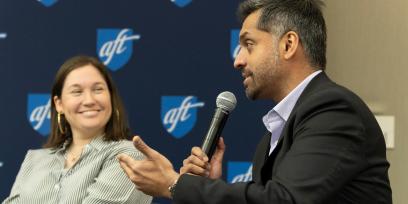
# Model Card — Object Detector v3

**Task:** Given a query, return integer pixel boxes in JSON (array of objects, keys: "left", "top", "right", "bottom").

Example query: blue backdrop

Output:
[{"left": 0, "top": 0, "right": 273, "bottom": 203}]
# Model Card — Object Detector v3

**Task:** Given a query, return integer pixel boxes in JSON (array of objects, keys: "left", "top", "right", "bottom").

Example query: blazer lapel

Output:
[
  {"left": 258, "top": 72, "right": 332, "bottom": 183},
  {"left": 261, "top": 135, "right": 284, "bottom": 184},
  {"left": 252, "top": 131, "right": 271, "bottom": 183}
]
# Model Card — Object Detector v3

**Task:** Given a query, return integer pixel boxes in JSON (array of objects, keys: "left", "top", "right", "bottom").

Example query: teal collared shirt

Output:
[{"left": 3, "top": 136, "right": 152, "bottom": 204}]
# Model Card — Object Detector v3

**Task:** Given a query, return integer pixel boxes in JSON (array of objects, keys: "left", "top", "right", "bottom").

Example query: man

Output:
[{"left": 118, "top": 0, "right": 392, "bottom": 203}]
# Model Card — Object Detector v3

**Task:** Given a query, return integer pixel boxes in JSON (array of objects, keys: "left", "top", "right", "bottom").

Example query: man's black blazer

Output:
[{"left": 173, "top": 72, "right": 392, "bottom": 204}]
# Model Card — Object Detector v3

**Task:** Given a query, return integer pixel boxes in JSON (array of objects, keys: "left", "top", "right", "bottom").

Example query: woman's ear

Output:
[{"left": 53, "top": 95, "right": 62, "bottom": 113}]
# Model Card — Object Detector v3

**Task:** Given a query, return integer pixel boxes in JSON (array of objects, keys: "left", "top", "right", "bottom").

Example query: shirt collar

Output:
[
  {"left": 263, "top": 70, "right": 322, "bottom": 125},
  {"left": 49, "top": 134, "right": 107, "bottom": 154},
  {"left": 88, "top": 134, "right": 107, "bottom": 151},
  {"left": 273, "top": 70, "right": 322, "bottom": 121}
]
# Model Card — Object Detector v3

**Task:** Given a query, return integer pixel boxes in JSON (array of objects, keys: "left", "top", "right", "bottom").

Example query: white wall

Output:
[{"left": 324, "top": 0, "right": 408, "bottom": 203}]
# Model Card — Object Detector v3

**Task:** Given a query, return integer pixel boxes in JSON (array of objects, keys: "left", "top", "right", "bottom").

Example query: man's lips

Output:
[{"left": 241, "top": 72, "right": 252, "bottom": 86}]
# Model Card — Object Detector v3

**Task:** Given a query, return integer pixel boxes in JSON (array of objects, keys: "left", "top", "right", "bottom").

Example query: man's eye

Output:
[{"left": 244, "top": 40, "right": 254, "bottom": 49}]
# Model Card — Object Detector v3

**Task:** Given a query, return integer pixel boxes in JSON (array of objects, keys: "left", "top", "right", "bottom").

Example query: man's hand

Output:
[
  {"left": 118, "top": 136, "right": 179, "bottom": 198},
  {"left": 180, "top": 137, "right": 226, "bottom": 179}
]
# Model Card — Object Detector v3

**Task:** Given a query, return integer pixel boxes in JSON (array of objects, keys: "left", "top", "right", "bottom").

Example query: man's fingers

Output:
[
  {"left": 218, "top": 137, "right": 226, "bottom": 150},
  {"left": 212, "top": 137, "right": 226, "bottom": 163},
  {"left": 191, "top": 146, "right": 208, "bottom": 162},
  {"left": 117, "top": 153, "right": 137, "bottom": 166},
  {"left": 183, "top": 155, "right": 209, "bottom": 170},
  {"left": 180, "top": 163, "right": 209, "bottom": 177},
  {"left": 118, "top": 156, "right": 138, "bottom": 181},
  {"left": 132, "top": 136, "right": 156, "bottom": 159}
]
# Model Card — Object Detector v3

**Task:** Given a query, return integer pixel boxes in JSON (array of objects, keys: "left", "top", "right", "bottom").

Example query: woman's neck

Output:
[{"left": 69, "top": 129, "right": 104, "bottom": 149}]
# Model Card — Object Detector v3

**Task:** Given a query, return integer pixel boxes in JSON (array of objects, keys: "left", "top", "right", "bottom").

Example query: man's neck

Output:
[{"left": 274, "top": 65, "right": 318, "bottom": 102}]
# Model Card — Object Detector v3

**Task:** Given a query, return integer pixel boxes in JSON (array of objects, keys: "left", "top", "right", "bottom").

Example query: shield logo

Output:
[
  {"left": 161, "top": 96, "right": 204, "bottom": 139},
  {"left": 97, "top": 28, "right": 141, "bottom": 71},
  {"left": 37, "top": 0, "right": 59, "bottom": 7},
  {"left": 230, "top": 29, "right": 240, "bottom": 59},
  {"left": 227, "top": 161, "right": 253, "bottom": 183},
  {"left": 0, "top": 33, "right": 7, "bottom": 40},
  {"left": 27, "top": 94, "right": 51, "bottom": 137},
  {"left": 170, "top": 0, "right": 193, "bottom": 8}
]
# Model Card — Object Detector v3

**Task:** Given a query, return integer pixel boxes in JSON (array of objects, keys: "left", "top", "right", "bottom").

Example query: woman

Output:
[{"left": 3, "top": 56, "right": 152, "bottom": 204}]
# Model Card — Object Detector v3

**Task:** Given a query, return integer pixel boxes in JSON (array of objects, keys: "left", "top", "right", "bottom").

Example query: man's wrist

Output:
[
  {"left": 165, "top": 173, "right": 180, "bottom": 199},
  {"left": 168, "top": 178, "right": 178, "bottom": 199}
]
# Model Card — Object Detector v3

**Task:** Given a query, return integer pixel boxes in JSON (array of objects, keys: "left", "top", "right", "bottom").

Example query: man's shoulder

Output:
[
  {"left": 292, "top": 73, "right": 373, "bottom": 124},
  {"left": 300, "top": 73, "right": 365, "bottom": 107}
]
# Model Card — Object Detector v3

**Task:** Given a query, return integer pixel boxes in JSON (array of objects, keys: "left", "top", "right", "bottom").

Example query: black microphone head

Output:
[{"left": 216, "top": 91, "right": 237, "bottom": 113}]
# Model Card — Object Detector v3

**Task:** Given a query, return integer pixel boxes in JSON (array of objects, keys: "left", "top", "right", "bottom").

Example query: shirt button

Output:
[{"left": 54, "top": 184, "right": 60, "bottom": 190}]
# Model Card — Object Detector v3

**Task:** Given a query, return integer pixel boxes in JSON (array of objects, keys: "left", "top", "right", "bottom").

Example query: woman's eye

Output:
[
  {"left": 71, "top": 90, "right": 82, "bottom": 94},
  {"left": 94, "top": 87, "right": 104, "bottom": 93}
]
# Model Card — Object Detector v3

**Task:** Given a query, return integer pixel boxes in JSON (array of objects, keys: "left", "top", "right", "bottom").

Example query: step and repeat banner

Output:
[{"left": 0, "top": 0, "right": 273, "bottom": 203}]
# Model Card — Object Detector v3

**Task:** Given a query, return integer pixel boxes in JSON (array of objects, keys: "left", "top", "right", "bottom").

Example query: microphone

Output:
[{"left": 201, "top": 91, "right": 237, "bottom": 160}]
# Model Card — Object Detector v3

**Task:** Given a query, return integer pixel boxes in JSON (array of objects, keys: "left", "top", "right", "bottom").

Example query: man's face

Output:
[{"left": 234, "top": 10, "right": 284, "bottom": 101}]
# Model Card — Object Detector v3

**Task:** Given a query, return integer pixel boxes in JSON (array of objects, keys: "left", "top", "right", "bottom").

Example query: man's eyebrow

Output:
[{"left": 239, "top": 31, "right": 249, "bottom": 43}]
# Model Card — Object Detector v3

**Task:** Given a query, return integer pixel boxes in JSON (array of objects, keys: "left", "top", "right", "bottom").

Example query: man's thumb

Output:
[{"left": 133, "top": 136, "right": 153, "bottom": 158}]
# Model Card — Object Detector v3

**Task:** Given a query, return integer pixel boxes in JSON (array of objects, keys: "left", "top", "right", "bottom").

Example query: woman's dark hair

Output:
[{"left": 44, "top": 55, "right": 130, "bottom": 148}]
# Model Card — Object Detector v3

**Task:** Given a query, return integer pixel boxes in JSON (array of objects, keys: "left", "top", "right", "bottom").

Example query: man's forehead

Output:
[{"left": 239, "top": 10, "right": 262, "bottom": 38}]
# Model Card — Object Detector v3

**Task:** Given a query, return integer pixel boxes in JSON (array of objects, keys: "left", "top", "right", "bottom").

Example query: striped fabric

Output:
[{"left": 2, "top": 136, "right": 152, "bottom": 204}]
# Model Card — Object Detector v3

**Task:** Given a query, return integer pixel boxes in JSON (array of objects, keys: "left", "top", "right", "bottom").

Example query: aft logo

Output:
[
  {"left": 161, "top": 96, "right": 204, "bottom": 139},
  {"left": 170, "top": 0, "right": 193, "bottom": 8},
  {"left": 97, "top": 28, "right": 141, "bottom": 71},
  {"left": 0, "top": 32, "right": 6, "bottom": 40},
  {"left": 230, "top": 29, "right": 240, "bottom": 59},
  {"left": 27, "top": 94, "right": 51, "bottom": 137},
  {"left": 37, "top": 0, "right": 59, "bottom": 7},
  {"left": 227, "top": 161, "right": 253, "bottom": 183}
]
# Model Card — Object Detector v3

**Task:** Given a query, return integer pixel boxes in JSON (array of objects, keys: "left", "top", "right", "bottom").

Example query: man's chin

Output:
[{"left": 245, "top": 89, "right": 258, "bottom": 100}]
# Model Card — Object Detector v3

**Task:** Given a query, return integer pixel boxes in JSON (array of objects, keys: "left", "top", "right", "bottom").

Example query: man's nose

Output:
[{"left": 233, "top": 48, "right": 246, "bottom": 70}]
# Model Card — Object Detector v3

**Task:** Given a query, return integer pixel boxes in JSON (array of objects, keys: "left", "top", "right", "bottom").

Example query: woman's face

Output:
[{"left": 54, "top": 64, "right": 112, "bottom": 138}]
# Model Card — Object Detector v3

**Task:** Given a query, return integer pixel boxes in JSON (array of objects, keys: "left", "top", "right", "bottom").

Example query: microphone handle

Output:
[{"left": 201, "top": 108, "right": 228, "bottom": 160}]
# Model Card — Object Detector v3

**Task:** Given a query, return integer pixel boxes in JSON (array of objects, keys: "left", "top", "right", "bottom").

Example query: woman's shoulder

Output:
[
  {"left": 17, "top": 148, "right": 55, "bottom": 171},
  {"left": 103, "top": 139, "right": 145, "bottom": 160},
  {"left": 24, "top": 148, "right": 54, "bottom": 159}
]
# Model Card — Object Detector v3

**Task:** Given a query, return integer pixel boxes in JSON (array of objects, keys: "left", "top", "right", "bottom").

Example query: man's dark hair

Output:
[{"left": 238, "top": 0, "right": 327, "bottom": 70}]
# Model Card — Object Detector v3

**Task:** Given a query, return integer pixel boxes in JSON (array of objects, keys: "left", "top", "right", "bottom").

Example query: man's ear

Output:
[{"left": 279, "top": 31, "right": 300, "bottom": 60}]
